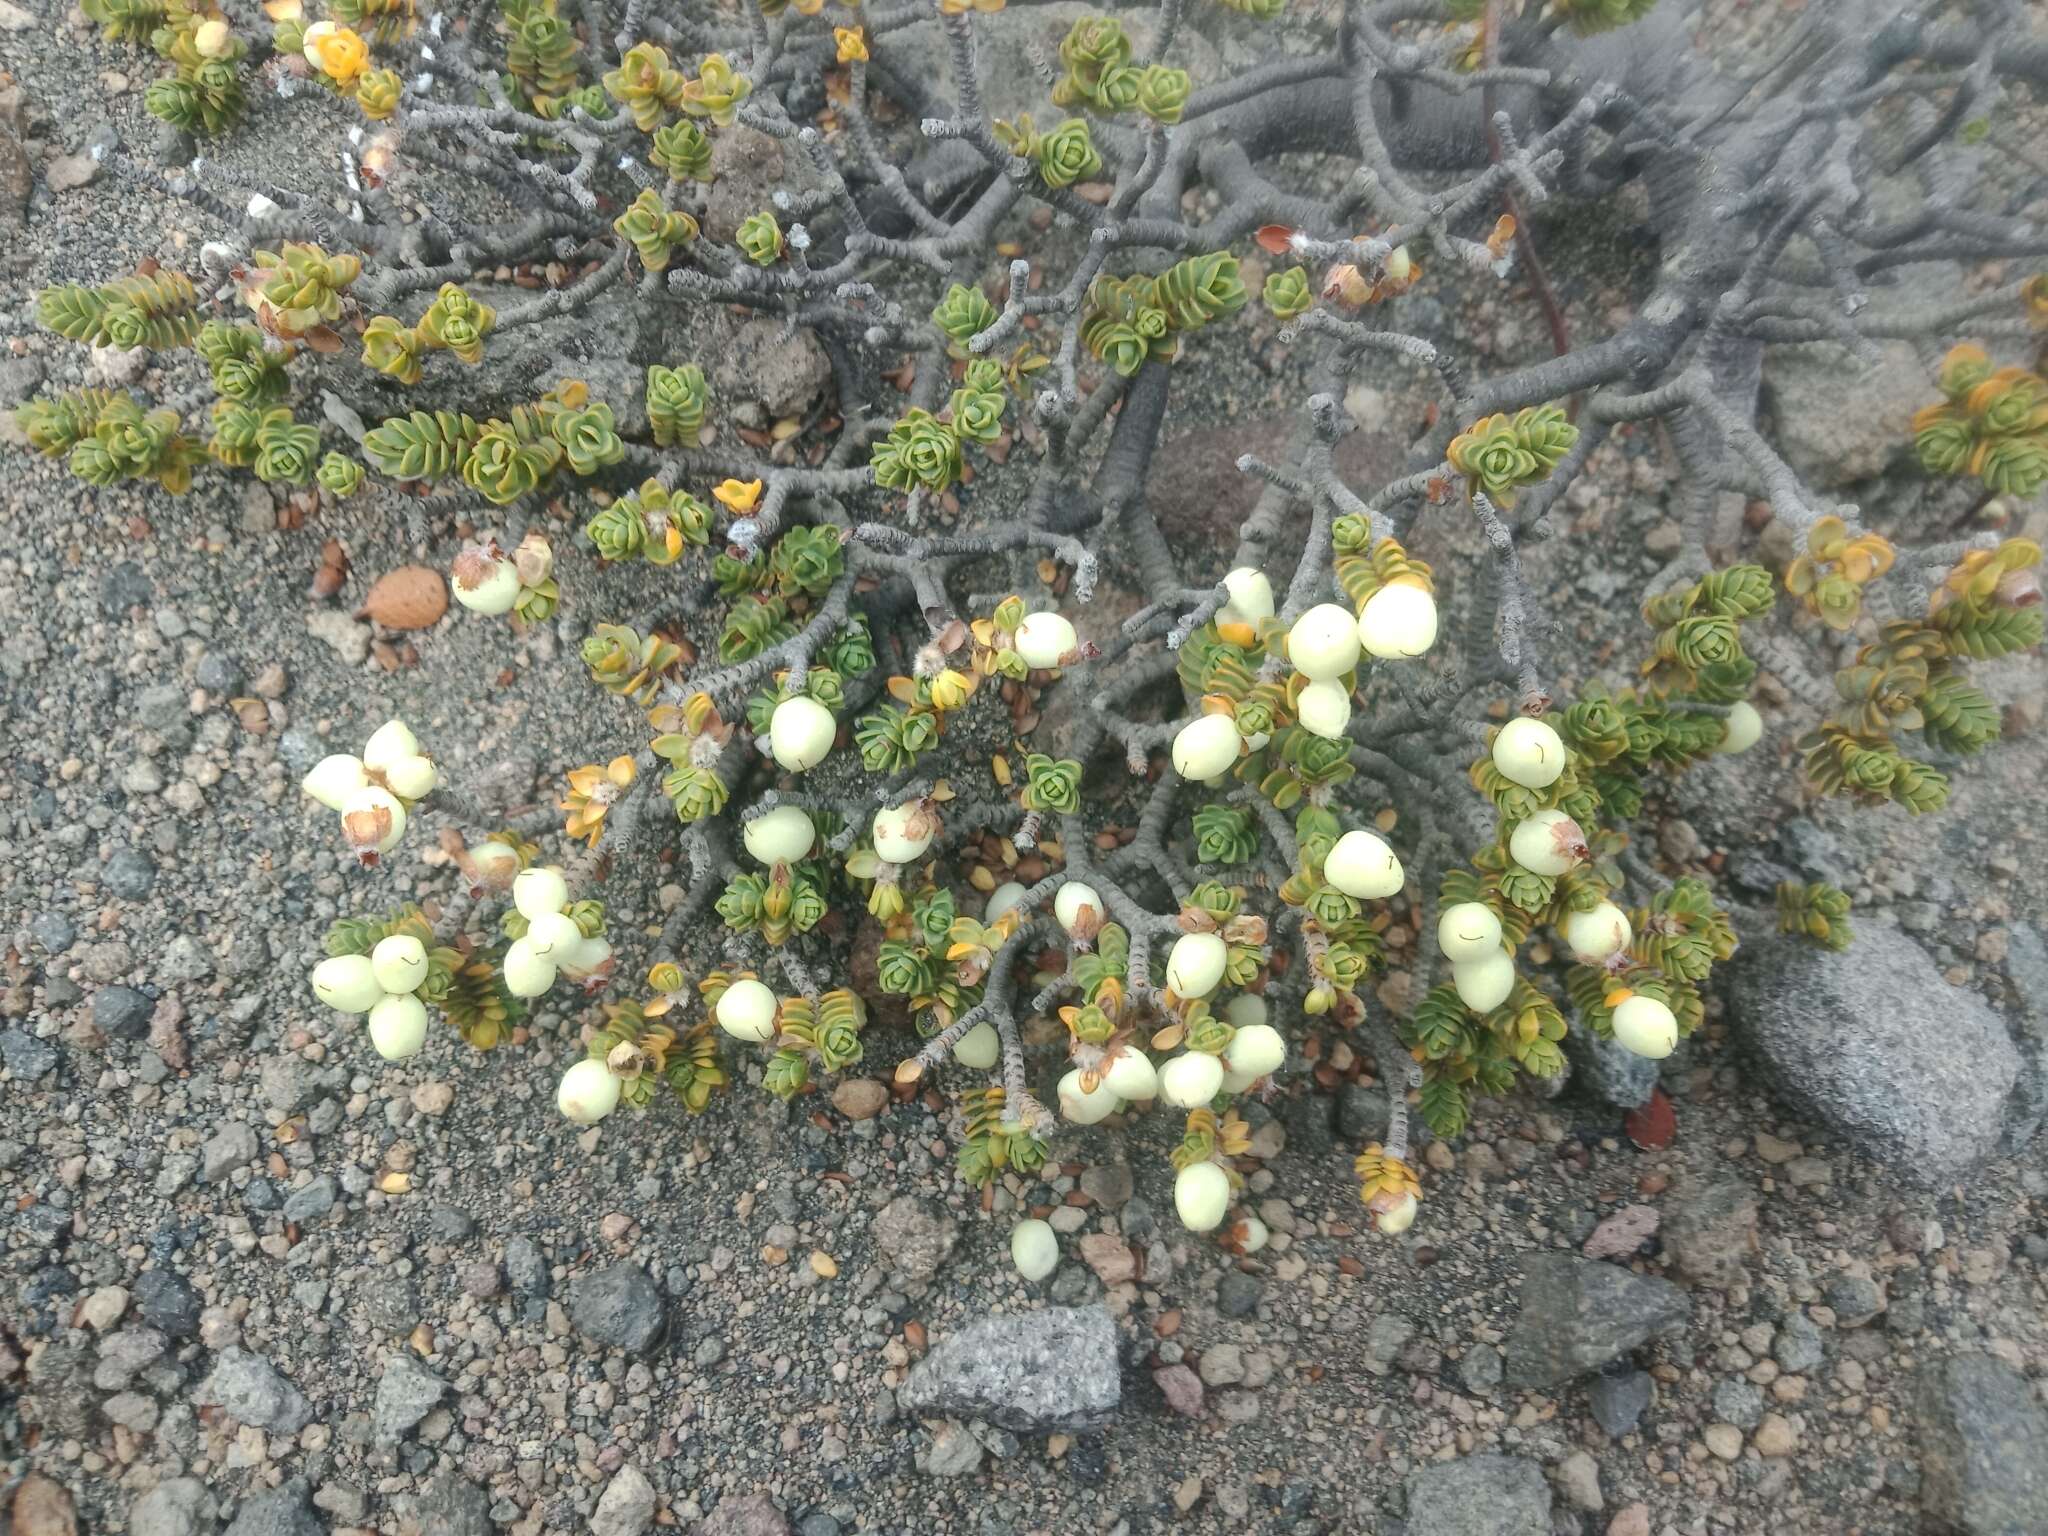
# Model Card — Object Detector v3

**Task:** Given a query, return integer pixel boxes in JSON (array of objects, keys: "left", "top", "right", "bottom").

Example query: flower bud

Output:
[
  {"left": 1223, "top": 1021, "right": 1285, "bottom": 1080},
  {"left": 1563, "top": 901, "right": 1632, "bottom": 964},
  {"left": 1451, "top": 951, "right": 1515, "bottom": 1013},
  {"left": 1174, "top": 1161, "right": 1231, "bottom": 1231},
  {"left": 1295, "top": 679, "right": 1352, "bottom": 740},
  {"left": 951, "top": 1019, "right": 1000, "bottom": 1069},
  {"left": 1159, "top": 1049, "right": 1225, "bottom": 1107},
  {"left": 984, "top": 881, "right": 1030, "bottom": 924},
  {"left": 367, "top": 992, "right": 429, "bottom": 1060},
  {"left": 742, "top": 805, "right": 815, "bottom": 866},
  {"left": 769, "top": 695, "right": 837, "bottom": 772},
  {"left": 1436, "top": 901, "right": 1503, "bottom": 962},
  {"left": 1165, "top": 932, "right": 1227, "bottom": 999},
  {"left": 1714, "top": 700, "right": 1762, "bottom": 755},
  {"left": 1010, "top": 1217, "right": 1059, "bottom": 1281},
  {"left": 340, "top": 785, "right": 407, "bottom": 857},
  {"left": 1171, "top": 713, "right": 1242, "bottom": 782},
  {"left": 303, "top": 753, "right": 368, "bottom": 811},
  {"left": 715, "top": 977, "right": 779, "bottom": 1042},
  {"left": 1220, "top": 567, "right": 1274, "bottom": 624},
  {"left": 1059, "top": 1066, "right": 1121, "bottom": 1124},
  {"left": 370, "top": 933, "right": 428, "bottom": 994},
  {"left": 1611, "top": 993, "right": 1678, "bottom": 1058},
  {"left": 1492, "top": 716, "right": 1565, "bottom": 789},
  {"left": 871, "top": 802, "right": 934, "bottom": 865},
  {"left": 1286, "top": 603, "right": 1361, "bottom": 680},
  {"left": 513, "top": 866, "right": 570, "bottom": 920},
  {"left": 1101, "top": 1047, "right": 1159, "bottom": 1101},
  {"left": 1323, "top": 829, "right": 1403, "bottom": 899},
  {"left": 1014, "top": 611, "right": 1078, "bottom": 670},
  {"left": 1358, "top": 581, "right": 1437, "bottom": 659},
  {"left": 557, "top": 1058, "right": 623, "bottom": 1123},
  {"left": 524, "top": 910, "right": 584, "bottom": 960},
  {"left": 1054, "top": 881, "right": 1103, "bottom": 937},
  {"left": 312, "top": 953, "right": 383, "bottom": 1013},
  {"left": 501, "top": 938, "right": 557, "bottom": 998},
  {"left": 1508, "top": 809, "right": 1587, "bottom": 877}
]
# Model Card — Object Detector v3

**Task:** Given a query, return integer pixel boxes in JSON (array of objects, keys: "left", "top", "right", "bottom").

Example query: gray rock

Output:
[
  {"left": 201, "top": 1122, "right": 258, "bottom": 1182},
  {"left": 697, "top": 1492, "right": 791, "bottom": 1535},
  {"left": 93, "top": 1326, "right": 167, "bottom": 1390},
  {"left": 195, "top": 652, "right": 245, "bottom": 694},
  {"left": 898, "top": 1305, "right": 1120, "bottom": 1433},
  {"left": 130, "top": 1476, "right": 219, "bottom": 1536},
  {"left": 1729, "top": 926, "right": 2019, "bottom": 1182},
  {"left": 1917, "top": 1354, "right": 2048, "bottom": 1536},
  {"left": 923, "top": 1420, "right": 985, "bottom": 1477},
  {"left": 103, "top": 1390, "right": 159, "bottom": 1432},
  {"left": 592, "top": 1464, "right": 656, "bottom": 1536},
  {"left": 1774, "top": 1312, "right": 1825, "bottom": 1373},
  {"left": 1588, "top": 1369, "right": 1652, "bottom": 1436},
  {"left": 1762, "top": 338, "right": 1929, "bottom": 487},
  {"left": 104, "top": 847, "right": 158, "bottom": 899},
  {"left": 1660, "top": 1178, "right": 1759, "bottom": 1289},
  {"left": 1367, "top": 1313, "right": 1416, "bottom": 1374},
  {"left": 1457, "top": 1343, "right": 1503, "bottom": 1395},
  {"left": 134, "top": 1268, "right": 201, "bottom": 1337},
  {"left": 871, "top": 1195, "right": 959, "bottom": 1283},
  {"left": 2, "top": 1028, "right": 58, "bottom": 1080},
  {"left": 708, "top": 318, "right": 831, "bottom": 428},
  {"left": 1216, "top": 1271, "right": 1263, "bottom": 1318},
  {"left": 1713, "top": 1379, "right": 1766, "bottom": 1430},
  {"left": 282, "top": 1176, "right": 336, "bottom": 1225},
  {"left": 223, "top": 1479, "right": 321, "bottom": 1536},
  {"left": 1503, "top": 1255, "right": 1689, "bottom": 1390},
  {"left": 505, "top": 1235, "right": 547, "bottom": 1295},
  {"left": 1825, "top": 1273, "right": 1885, "bottom": 1327},
  {"left": 92, "top": 985, "right": 155, "bottom": 1040},
  {"left": 1337, "top": 1082, "right": 1391, "bottom": 1142},
  {"left": 193, "top": 1347, "right": 312, "bottom": 1434},
  {"left": 357, "top": 1273, "right": 419, "bottom": 1336},
  {"left": 1563, "top": 1024, "right": 1659, "bottom": 1110},
  {"left": 101, "top": 561, "right": 153, "bottom": 615},
  {"left": 371, "top": 1352, "right": 445, "bottom": 1446},
  {"left": 393, "top": 1471, "right": 491, "bottom": 1536},
  {"left": 29, "top": 912, "right": 76, "bottom": 954},
  {"left": 567, "top": 1263, "right": 665, "bottom": 1352},
  {"left": 1403, "top": 1454, "right": 1553, "bottom": 1536}
]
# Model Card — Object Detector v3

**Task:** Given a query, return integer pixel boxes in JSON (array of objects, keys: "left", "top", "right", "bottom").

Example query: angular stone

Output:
[
  {"left": 392, "top": 1471, "right": 490, "bottom": 1536},
  {"left": 193, "top": 1348, "right": 312, "bottom": 1434},
  {"left": 1917, "top": 1354, "right": 2048, "bottom": 1536},
  {"left": 1660, "top": 1179, "right": 1758, "bottom": 1288},
  {"left": 695, "top": 1492, "right": 790, "bottom": 1536},
  {"left": 129, "top": 1476, "right": 217, "bottom": 1536},
  {"left": 134, "top": 1268, "right": 201, "bottom": 1337},
  {"left": 2, "top": 1029, "right": 58, "bottom": 1081},
  {"left": 592, "top": 1465, "right": 656, "bottom": 1536},
  {"left": 1403, "top": 1454, "right": 1552, "bottom": 1536},
  {"left": 222, "top": 1480, "right": 320, "bottom": 1536},
  {"left": 371, "top": 1352, "right": 445, "bottom": 1446},
  {"left": 1729, "top": 926, "right": 2019, "bottom": 1182},
  {"left": 10, "top": 1474, "right": 76, "bottom": 1536},
  {"left": 1503, "top": 1255, "right": 1689, "bottom": 1390},
  {"left": 870, "top": 1196, "right": 958, "bottom": 1283},
  {"left": 899, "top": 1305, "right": 1119, "bottom": 1432}
]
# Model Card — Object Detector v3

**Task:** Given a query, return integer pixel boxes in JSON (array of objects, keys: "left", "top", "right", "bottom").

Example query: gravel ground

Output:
[{"left": 5, "top": 3, "right": 2048, "bottom": 1536}]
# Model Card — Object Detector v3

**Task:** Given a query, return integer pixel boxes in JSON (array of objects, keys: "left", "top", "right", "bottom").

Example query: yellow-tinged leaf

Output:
[
  {"left": 1036, "top": 559, "right": 1058, "bottom": 586},
  {"left": 895, "top": 1058, "right": 924, "bottom": 1084},
  {"left": 1374, "top": 807, "right": 1399, "bottom": 833},
  {"left": 1151, "top": 1022, "right": 1187, "bottom": 1052},
  {"left": 377, "top": 1170, "right": 412, "bottom": 1194},
  {"left": 991, "top": 753, "right": 1012, "bottom": 786},
  {"left": 887, "top": 675, "right": 919, "bottom": 704}
]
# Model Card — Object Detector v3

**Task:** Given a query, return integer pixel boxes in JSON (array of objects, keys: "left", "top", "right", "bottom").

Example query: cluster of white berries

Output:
[
  {"left": 502, "top": 867, "right": 611, "bottom": 998},
  {"left": 310, "top": 932, "right": 437, "bottom": 1061},
  {"left": 301, "top": 720, "right": 438, "bottom": 862}
]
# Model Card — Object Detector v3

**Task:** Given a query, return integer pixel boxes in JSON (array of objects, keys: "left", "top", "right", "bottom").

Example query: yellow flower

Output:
[
  {"left": 713, "top": 477, "right": 763, "bottom": 515},
  {"left": 193, "top": 17, "right": 233, "bottom": 57},
  {"left": 303, "top": 20, "right": 369, "bottom": 83},
  {"left": 560, "top": 755, "right": 638, "bottom": 846},
  {"left": 834, "top": 25, "right": 868, "bottom": 61}
]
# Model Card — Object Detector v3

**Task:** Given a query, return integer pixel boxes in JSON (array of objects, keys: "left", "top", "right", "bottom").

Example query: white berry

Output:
[
  {"left": 1101, "top": 1047, "right": 1159, "bottom": 1102},
  {"left": 1358, "top": 581, "right": 1438, "bottom": 659},
  {"left": 557, "top": 1058, "right": 622, "bottom": 1123},
  {"left": 1437, "top": 902, "right": 1503, "bottom": 962},
  {"left": 1224, "top": 1021, "right": 1285, "bottom": 1080},
  {"left": 1172, "top": 713, "right": 1241, "bottom": 782},
  {"left": 769, "top": 695, "right": 837, "bottom": 772},
  {"left": 1014, "top": 611, "right": 1078, "bottom": 670},
  {"left": 1165, "top": 932, "right": 1228, "bottom": 999},
  {"left": 1174, "top": 1161, "right": 1231, "bottom": 1232},
  {"left": 1375, "top": 1191, "right": 1419, "bottom": 1235},
  {"left": 361, "top": 720, "right": 419, "bottom": 773},
  {"left": 871, "top": 802, "right": 933, "bottom": 865},
  {"left": 1563, "top": 901, "right": 1632, "bottom": 964},
  {"left": 1611, "top": 994, "right": 1678, "bottom": 1058},
  {"left": 1509, "top": 809, "right": 1587, "bottom": 877},
  {"left": 1010, "top": 1217, "right": 1059, "bottom": 1281},
  {"left": 524, "top": 910, "right": 584, "bottom": 960},
  {"left": 1058, "top": 1067, "right": 1121, "bottom": 1125},
  {"left": 380, "top": 753, "right": 439, "bottom": 800},
  {"left": 312, "top": 953, "right": 383, "bottom": 1013},
  {"left": 984, "top": 881, "right": 1030, "bottom": 924},
  {"left": 501, "top": 938, "right": 557, "bottom": 998},
  {"left": 715, "top": 978, "right": 779, "bottom": 1042},
  {"left": 367, "top": 992, "right": 429, "bottom": 1060},
  {"left": 339, "top": 785, "right": 407, "bottom": 855},
  {"left": 1324, "top": 829, "right": 1403, "bottom": 899},
  {"left": 302, "top": 753, "right": 368, "bottom": 811},
  {"left": 1451, "top": 951, "right": 1515, "bottom": 1013},
  {"left": 1715, "top": 700, "right": 1762, "bottom": 755},
  {"left": 370, "top": 934, "right": 428, "bottom": 995},
  {"left": 1223, "top": 993, "right": 1268, "bottom": 1030},
  {"left": 513, "top": 867, "right": 570, "bottom": 921},
  {"left": 1054, "top": 881, "right": 1102, "bottom": 936},
  {"left": 1492, "top": 716, "right": 1566, "bottom": 789},
  {"left": 451, "top": 547, "right": 520, "bottom": 614},
  {"left": 743, "top": 805, "right": 816, "bottom": 865},
  {"left": 1221, "top": 567, "right": 1274, "bottom": 624},
  {"left": 951, "top": 1020, "right": 1000, "bottom": 1069},
  {"left": 1295, "top": 678, "right": 1352, "bottom": 740},
  {"left": 1159, "top": 1050, "right": 1225, "bottom": 1107},
  {"left": 1287, "top": 602, "right": 1361, "bottom": 680}
]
